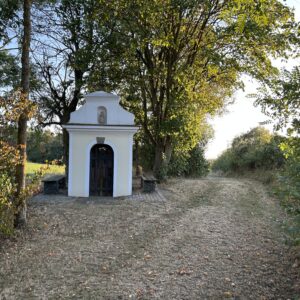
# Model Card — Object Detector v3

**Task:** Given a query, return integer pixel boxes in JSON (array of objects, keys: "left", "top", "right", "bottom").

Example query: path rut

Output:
[{"left": 0, "top": 177, "right": 299, "bottom": 299}]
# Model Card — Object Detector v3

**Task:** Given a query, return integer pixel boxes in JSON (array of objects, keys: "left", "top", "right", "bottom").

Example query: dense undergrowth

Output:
[
  {"left": 140, "top": 142, "right": 210, "bottom": 180},
  {"left": 212, "top": 127, "right": 300, "bottom": 245},
  {"left": 0, "top": 155, "right": 48, "bottom": 236}
]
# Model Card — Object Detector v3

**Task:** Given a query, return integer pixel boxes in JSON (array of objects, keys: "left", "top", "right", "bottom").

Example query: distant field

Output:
[{"left": 26, "top": 162, "right": 65, "bottom": 175}]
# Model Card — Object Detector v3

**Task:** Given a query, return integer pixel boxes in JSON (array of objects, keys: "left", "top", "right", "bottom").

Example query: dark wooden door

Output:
[{"left": 89, "top": 144, "right": 113, "bottom": 196}]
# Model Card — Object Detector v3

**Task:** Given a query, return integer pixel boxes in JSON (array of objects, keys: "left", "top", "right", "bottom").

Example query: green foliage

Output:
[
  {"left": 212, "top": 128, "right": 300, "bottom": 244},
  {"left": 0, "top": 93, "right": 45, "bottom": 235},
  {"left": 254, "top": 64, "right": 300, "bottom": 244},
  {"left": 0, "top": 0, "right": 20, "bottom": 44},
  {"left": 168, "top": 145, "right": 209, "bottom": 178},
  {"left": 211, "top": 149, "right": 236, "bottom": 174},
  {"left": 277, "top": 137, "right": 300, "bottom": 212},
  {"left": 255, "top": 66, "right": 300, "bottom": 134},
  {"left": 32, "top": 0, "right": 109, "bottom": 127},
  {"left": 168, "top": 152, "right": 189, "bottom": 177},
  {"left": 155, "top": 155, "right": 169, "bottom": 182},
  {"left": 212, "top": 127, "right": 285, "bottom": 173},
  {"left": 139, "top": 121, "right": 211, "bottom": 179},
  {"left": 0, "top": 139, "right": 19, "bottom": 235},
  {"left": 0, "top": 173, "right": 14, "bottom": 235},
  {"left": 93, "top": 0, "right": 295, "bottom": 175},
  {"left": 284, "top": 214, "right": 300, "bottom": 246},
  {"left": 139, "top": 138, "right": 155, "bottom": 172},
  {"left": 26, "top": 129, "right": 63, "bottom": 163},
  {"left": 0, "top": 161, "right": 48, "bottom": 236},
  {"left": 255, "top": 68, "right": 300, "bottom": 206},
  {"left": 187, "top": 147, "right": 210, "bottom": 177},
  {"left": 139, "top": 139, "right": 209, "bottom": 179},
  {"left": 0, "top": 51, "right": 20, "bottom": 88},
  {"left": 0, "top": 130, "right": 61, "bottom": 235},
  {"left": 0, "top": 141, "right": 20, "bottom": 235}
]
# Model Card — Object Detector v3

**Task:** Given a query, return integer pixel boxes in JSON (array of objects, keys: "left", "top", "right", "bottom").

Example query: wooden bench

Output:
[
  {"left": 141, "top": 175, "right": 157, "bottom": 193},
  {"left": 42, "top": 175, "right": 66, "bottom": 194}
]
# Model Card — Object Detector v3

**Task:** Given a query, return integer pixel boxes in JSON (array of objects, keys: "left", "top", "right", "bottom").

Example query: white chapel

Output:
[{"left": 63, "top": 91, "right": 138, "bottom": 197}]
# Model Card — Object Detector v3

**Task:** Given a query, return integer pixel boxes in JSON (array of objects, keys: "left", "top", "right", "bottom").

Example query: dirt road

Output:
[{"left": 0, "top": 177, "right": 299, "bottom": 299}]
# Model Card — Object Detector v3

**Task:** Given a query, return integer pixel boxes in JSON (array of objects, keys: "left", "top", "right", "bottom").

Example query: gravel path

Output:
[{"left": 0, "top": 177, "right": 299, "bottom": 299}]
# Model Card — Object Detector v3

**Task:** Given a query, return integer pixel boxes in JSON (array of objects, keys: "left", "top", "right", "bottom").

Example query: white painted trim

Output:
[
  {"left": 85, "top": 91, "right": 119, "bottom": 99},
  {"left": 127, "top": 135, "right": 133, "bottom": 195},
  {"left": 68, "top": 133, "right": 73, "bottom": 196},
  {"left": 85, "top": 139, "right": 118, "bottom": 197},
  {"left": 63, "top": 125, "right": 139, "bottom": 133}
]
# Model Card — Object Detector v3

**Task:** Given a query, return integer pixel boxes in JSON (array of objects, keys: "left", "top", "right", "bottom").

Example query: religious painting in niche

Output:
[{"left": 97, "top": 106, "right": 107, "bottom": 125}]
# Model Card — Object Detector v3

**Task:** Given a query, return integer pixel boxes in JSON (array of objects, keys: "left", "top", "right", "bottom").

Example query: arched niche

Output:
[{"left": 97, "top": 106, "right": 107, "bottom": 125}]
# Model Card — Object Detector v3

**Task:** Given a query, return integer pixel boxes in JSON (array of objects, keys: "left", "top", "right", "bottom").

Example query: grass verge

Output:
[{"left": 26, "top": 161, "right": 65, "bottom": 176}]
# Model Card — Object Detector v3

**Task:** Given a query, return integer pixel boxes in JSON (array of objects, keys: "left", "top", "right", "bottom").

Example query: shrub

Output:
[
  {"left": 139, "top": 140, "right": 155, "bottom": 172},
  {"left": 27, "top": 129, "right": 63, "bottom": 163},
  {"left": 168, "top": 145, "right": 209, "bottom": 177},
  {"left": 0, "top": 174, "right": 15, "bottom": 235},
  {"left": 211, "top": 149, "right": 235, "bottom": 173},
  {"left": 212, "top": 127, "right": 285, "bottom": 173},
  {"left": 278, "top": 137, "right": 300, "bottom": 213},
  {"left": 0, "top": 141, "right": 20, "bottom": 234},
  {"left": 168, "top": 152, "right": 189, "bottom": 177},
  {"left": 0, "top": 142, "right": 47, "bottom": 235},
  {"left": 0, "top": 92, "right": 47, "bottom": 235},
  {"left": 212, "top": 127, "right": 300, "bottom": 244},
  {"left": 186, "top": 146, "right": 209, "bottom": 177}
]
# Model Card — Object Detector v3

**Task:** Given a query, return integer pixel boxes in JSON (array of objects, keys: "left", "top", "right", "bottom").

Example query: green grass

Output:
[{"left": 26, "top": 161, "right": 65, "bottom": 176}]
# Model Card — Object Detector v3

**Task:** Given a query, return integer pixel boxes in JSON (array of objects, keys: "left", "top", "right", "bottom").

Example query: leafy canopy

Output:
[
  {"left": 255, "top": 66, "right": 300, "bottom": 135},
  {"left": 95, "top": 0, "right": 295, "bottom": 173}
]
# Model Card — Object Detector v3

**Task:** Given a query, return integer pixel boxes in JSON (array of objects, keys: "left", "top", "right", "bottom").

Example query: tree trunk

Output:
[
  {"left": 164, "top": 139, "right": 173, "bottom": 165},
  {"left": 153, "top": 143, "right": 164, "bottom": 178},
  {"left": 61, "top": 70, "right": 82, "bottom": 181},
  {"left": 153, "top": 138, "right": 173, "bottom": 179},
  {"left": 135, "top": 139, "right": 141, "bottom": 176},
  {"left": 15, "top": 0, "right": 31, "bottom": 227},
  {"left": 61, "top": 109, "right": 73, "bottom": 181},
  {"left": 15, "top": 116, "right": 27, "bottom": 226}
]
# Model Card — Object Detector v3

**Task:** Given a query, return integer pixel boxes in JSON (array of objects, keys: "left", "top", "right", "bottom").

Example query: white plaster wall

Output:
[
  {"left": 69, "top": 92, "right": 134, "bottom": 125},
  {"left": 68, "top": 130, "right": 134, "bottom": 197}
]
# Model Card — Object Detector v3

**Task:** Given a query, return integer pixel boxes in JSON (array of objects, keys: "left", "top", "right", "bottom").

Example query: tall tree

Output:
[
  {"left": 255, "top": 65, "right": 300, "bottom": 198},
  {"left": 94, "top": 0, "right": 295, "bottom": 177},
  {"left": 0, "top": 0, "right": 19, "bottom": 50},
  {"left": 255, "top": 66, "right": 300, "bottom": 134},
  {"left": 15, "top": 0, "right": 32, "bottom": 226},
  {"left": 0, "top": 0, "right": 20, "bottom": 93},
  {"left": 31, "top": 0, "right": 110, "bottom": 174},
  {"left": 0, "top": 51, "right": 20, "bottom": 89}
]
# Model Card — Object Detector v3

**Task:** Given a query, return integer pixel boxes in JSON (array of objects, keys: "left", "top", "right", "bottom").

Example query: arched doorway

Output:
[{"left": 89, "top": 144, "right": 114, "bottom": 196}]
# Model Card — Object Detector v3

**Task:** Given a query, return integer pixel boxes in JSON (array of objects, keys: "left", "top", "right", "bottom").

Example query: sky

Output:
[{"left": 205, "top": 0, "right": 300, "bottom": 159}]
